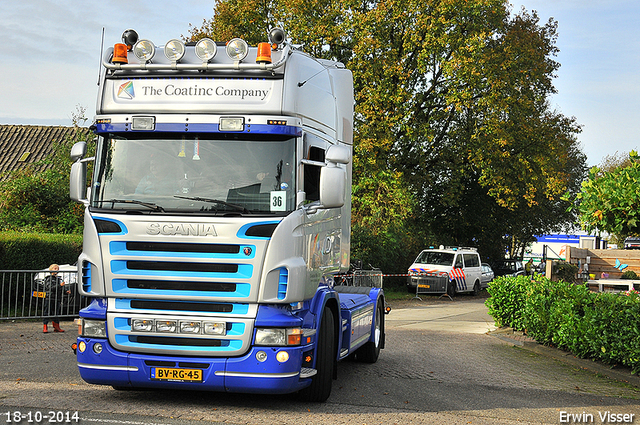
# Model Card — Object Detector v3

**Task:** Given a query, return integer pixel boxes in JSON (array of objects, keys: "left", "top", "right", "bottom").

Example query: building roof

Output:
[{"left": 0, "top": 125, "right": 90, "bottom": 179}]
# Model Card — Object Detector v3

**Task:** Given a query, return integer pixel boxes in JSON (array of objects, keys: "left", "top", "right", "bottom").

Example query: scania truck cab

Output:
[{"left": 70, "top": 28, "right": 384, "bottom": 402}]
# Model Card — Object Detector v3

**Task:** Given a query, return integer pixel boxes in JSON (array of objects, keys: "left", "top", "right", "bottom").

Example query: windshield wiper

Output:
[
  {"left": 174, "top": 195, "right": 249, "bottom": 213},
  {"left": 98, "top": 199, "right": 165, "bottom": 212}
]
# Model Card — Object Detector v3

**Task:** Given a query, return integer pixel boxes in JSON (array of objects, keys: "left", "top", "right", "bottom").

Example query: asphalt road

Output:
[{"left": 1, "top": 295, "right": 639, "bottom": 424}]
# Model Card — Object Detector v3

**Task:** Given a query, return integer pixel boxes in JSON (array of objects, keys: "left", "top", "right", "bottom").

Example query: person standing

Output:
[
  {"left": 42, "top": 264, "right": 69, "bottom": 333},
  {"left": 525, "top": 259, "right": 534, "bottom": 277}
]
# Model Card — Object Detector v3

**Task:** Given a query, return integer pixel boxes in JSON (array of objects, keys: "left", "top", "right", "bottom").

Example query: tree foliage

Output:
[
  {"left": 574, "top": 151, "right": 640, "bottom": 239},
  {"left": 188, "top": 1, "right": 586, "bottom": 274},
  {"left": 0, "top": 106, "right": 92, "bottom": 234}
]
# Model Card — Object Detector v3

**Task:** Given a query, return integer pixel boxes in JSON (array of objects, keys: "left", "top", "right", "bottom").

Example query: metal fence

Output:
[
  {"left": 0, "top": 268, "right": 87, "bottom": 321},
  {"left": 336, "top": 268, "right": 383, "bottom": 288}
]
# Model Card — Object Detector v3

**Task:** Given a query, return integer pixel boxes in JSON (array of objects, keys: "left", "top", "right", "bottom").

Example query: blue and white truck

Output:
[{"left": 69, "top": 28, "right": 385, "bottom": 401}]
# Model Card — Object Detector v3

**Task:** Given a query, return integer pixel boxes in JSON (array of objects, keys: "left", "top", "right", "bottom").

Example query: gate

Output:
[{"left": 0, "top": 268, "right": 87, "bottom": 320}]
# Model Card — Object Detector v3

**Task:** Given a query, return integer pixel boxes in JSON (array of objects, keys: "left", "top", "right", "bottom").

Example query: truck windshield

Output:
[{"left": 91, "top": 134, "right": 296, "bottom": 215}]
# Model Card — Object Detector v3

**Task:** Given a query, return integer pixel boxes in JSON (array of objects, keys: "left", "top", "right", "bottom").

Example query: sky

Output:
[{"left": 1, "top": 1, "right": 639, "bottom": 167}]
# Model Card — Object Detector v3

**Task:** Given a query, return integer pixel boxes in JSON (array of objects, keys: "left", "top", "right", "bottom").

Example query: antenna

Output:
[{"left": 97, "top": 27, "right": 105, "bottom": 86}]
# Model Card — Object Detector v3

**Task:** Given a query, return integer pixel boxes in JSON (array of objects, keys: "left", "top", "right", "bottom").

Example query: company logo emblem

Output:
[
  {"left": 243, "top": 247, "right": 253, "bottom": 256},
  {"left": 117, "top": 81, "right": 135, "bottom": 100}
]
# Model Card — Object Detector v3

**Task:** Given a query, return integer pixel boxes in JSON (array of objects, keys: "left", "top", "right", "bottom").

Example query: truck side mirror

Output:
[
  {"left": 318, "top": 144, "right": 350, "bottom": 209},
  {"left": 70, "top": 141, "right": 90, "bottom": 205},
  {"left": 70, "top": 141, "right": 87, "bottom": 162},
  {"left": 70, "top": 161, "right": 88, "bottom": 204},
  {"left": 319, "top": 166, "right": 346, "bottom": 208}
]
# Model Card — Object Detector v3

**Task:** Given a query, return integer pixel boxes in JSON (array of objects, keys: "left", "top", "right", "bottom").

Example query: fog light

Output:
[
  {"left": 93, "top": 343, "right": 103, "bottom": 354},
  {"left": 256, "top": 351, "right": 267, "bottom": 362},
  {"left": 164, "top": 39, "right": 186, "bottom": 62},
  {"left": 219, "top": 117, "right": 244, "bottom": 132},
  {"left": 131, "top": 116, "right": 155, "bottom": 131},
  {"left": 225, "top": 38, "right": 248, "bottom": 61},
  {"left": 195, "top": 38, "right": 217, "bottom": 62},
  {"left": 204, "top": 321, "right": 226, "bottom": 335},
  {"left": 78, "top": 341, "right": 86, "bottom": 353},
  {"left": 132, "top": 319, "right": 154, "bottom": 332},
  {"left": 276, "top": 351, "right": 289, "bottom": 363},
  {"left": 133, "top": 39, "right": 155, "bottom": 62},
  {"left": 180, "top": 321, "right": 201, "bottom": 334},
  {"left": 156, "top": 320, "right": 177, "bottom": 333}
]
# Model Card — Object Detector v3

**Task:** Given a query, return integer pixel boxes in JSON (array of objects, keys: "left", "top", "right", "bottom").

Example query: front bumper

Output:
[{"left": 77, "top": 337, "right": 313, "bottom": 394}]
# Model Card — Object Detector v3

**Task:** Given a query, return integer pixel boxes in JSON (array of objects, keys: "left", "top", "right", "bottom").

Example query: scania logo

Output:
[
  {"left": 146, "top": 223, "right": 217, "bottom": 236},
  {"left": 243, "top": 247, "right": 253, "bottom": 256}
]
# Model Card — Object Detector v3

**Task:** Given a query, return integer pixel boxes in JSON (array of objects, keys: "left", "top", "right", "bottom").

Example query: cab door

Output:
[
  {"left": 462, "top": 253, "right": 482, "bottom": 291},
  {"left": 451, "top": 254, "right": 467, "bottom": 291}
]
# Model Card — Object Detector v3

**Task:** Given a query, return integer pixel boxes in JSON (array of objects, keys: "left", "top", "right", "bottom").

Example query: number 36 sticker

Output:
[{"left": 270, "top": 191, "right": 286, "bottom": 212}]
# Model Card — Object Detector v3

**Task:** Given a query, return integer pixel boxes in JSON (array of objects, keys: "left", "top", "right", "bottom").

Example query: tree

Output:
[
  {"left": 574, "top": 151, "right": 640, "bottom": 240},
  {"left": 188, "top": 1, "right": 586, "bottom": 273}
]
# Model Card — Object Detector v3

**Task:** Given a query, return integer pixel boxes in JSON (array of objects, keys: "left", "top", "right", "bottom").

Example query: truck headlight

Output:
[
  {"left": 82, "top": 319, "right": 107, "bottom": 338},
  {"left": 255, "top": 328, "right": 302, "bottom": 346}
]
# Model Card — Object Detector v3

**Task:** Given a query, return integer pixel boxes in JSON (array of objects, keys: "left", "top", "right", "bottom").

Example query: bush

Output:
[
  {"left": 0, "top": 168, "right": 84, "bottom": 234},
  {"left": 0, "top": 231, "right": 82, "bottom": 270},
  {"left": 486, "top": 276, "right": 640, "bottom": 373},
  {"left": 621, "top": 270, "right": 639, "bottom": 280},
  {"left": 485, "top": 275, "right": 529, "bottom": 330},
  {"left": 552, "top": 261, "right": 578, "bottom": 283}
]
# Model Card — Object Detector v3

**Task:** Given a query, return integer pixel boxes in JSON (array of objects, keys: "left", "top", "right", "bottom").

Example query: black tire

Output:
[
  {"left": 298, "top": 308, "right": 335, "bottom": 402},
  {"left": 354, "top": 301, "right": 384, "bottom": 363},
  {"left": 472, "top": 281, "right": 480, "bottom": 296},
  {"left": 446, "top": 279, "right": 456, "bottom": 298}
]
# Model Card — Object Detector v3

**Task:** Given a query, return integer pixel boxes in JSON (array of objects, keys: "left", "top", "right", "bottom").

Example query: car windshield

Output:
[
  {"left": 91, "top": 134, "right": 296, "bottom": 215},
  {"left": 414, "top": 251, "right": 455, "bottom": 266}
]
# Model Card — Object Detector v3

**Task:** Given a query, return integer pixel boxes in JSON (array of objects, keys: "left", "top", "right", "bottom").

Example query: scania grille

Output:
[{"left": 107, "top": 240, "right": 257, "bottom": 299}]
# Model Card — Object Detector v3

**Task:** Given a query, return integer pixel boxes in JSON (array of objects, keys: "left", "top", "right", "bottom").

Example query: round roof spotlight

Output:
[
  {"left": 225, "top": 38, "right": 249, "bottom": 62},
  {"left": 164, "top": 39, "right": 186, "bottom": 62},
  {"left": 195, "top": 38, "right": 217, "bottom": 62},
  {"left": 133, "top": 39, "right": 156, "bottom": 62},
  {"left": 268, "top": 28, "right": 286, "bottom": 46},
  {"left": 121, "top": 29, "right": 139, "bottom": 50}
]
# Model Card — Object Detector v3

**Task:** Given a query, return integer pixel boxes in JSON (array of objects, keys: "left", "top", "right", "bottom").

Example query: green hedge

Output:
[
  {"left": 486, "top": 275, "right": 640, "bottom": 374},
  {"left": 0, "top": 231, "right": 83, "bottom": 270}
]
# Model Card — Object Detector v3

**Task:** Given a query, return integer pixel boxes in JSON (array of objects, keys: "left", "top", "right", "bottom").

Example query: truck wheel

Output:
[
  {"left": 298, "top": 308, "right": 335, "bottom": 402},
  {"left": 355, "top": 301, "right": 383, "bottom": 363}
]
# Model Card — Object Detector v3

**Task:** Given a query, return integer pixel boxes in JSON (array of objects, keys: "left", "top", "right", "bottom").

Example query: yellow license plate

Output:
[
  {"left": 418, "top": 284, "right": 431, "bottom": 289},
  {"left": 151, "top": 367, "right": 203, "bottom": 382},
  {"left": 32, "top": 291, "right": 46, "bottom": 298}
]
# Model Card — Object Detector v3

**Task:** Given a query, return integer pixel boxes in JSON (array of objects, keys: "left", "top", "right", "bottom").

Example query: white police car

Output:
[{"left": 407, "top": 247, "right": 483, "bottom": 296}]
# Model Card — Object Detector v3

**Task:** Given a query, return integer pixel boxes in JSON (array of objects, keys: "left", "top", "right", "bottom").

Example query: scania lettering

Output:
[{"left": 70, "top": 28, "right": 385, "bottom": 402}]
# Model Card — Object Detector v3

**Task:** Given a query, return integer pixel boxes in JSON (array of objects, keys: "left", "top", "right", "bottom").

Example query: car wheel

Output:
[
  {"left": 472, "top": 281, "right": 480, "bottom": 296},
  {"left": 446, "top": 279, "right": 456, "bottom": 298}
]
